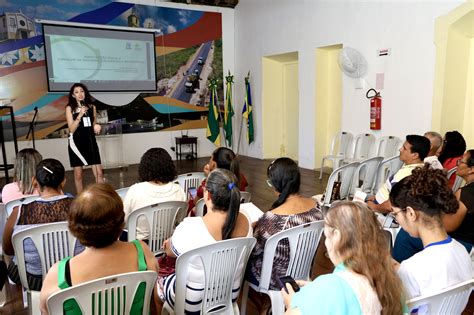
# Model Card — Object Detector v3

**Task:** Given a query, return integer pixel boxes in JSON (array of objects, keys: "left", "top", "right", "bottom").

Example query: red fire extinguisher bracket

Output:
[{"left": 366, "top": 89, "right": 382, "bottom": 130}]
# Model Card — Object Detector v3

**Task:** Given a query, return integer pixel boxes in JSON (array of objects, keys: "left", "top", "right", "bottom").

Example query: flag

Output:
[
  {"left": 224, "top": 72, "right": 234, "bottom": 147},
  {"left": 206, "top": 79, "right": 220, "bottom": 146},
  {"left": 242, "top": 75, "right": 254, "bottom": 144}
]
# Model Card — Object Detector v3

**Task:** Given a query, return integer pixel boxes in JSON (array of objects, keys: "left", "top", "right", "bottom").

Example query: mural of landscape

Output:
[{"left": 0, "top": 1, "right": 223, "bottom": 140}]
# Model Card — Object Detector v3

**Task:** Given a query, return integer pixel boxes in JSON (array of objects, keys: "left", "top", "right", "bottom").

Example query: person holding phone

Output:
[
  {"left": 65, "top": 83, "right": 103, "bottom": 193},
  {"left": 282, "top": 201, "right": 404, "bottom": 315}
]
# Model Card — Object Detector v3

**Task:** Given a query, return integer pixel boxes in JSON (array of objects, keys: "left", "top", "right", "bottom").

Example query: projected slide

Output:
[{"left": 43, "top": 24, "right": 157, "bottom": 92}]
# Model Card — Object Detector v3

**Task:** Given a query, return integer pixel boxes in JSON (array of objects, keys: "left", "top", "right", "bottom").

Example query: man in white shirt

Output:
[
  {"left": 367, "top": 135, "right": 430, "bottom": 214},
  {"left": 423, "top": 131, "right": 443, "bottom": 170}
]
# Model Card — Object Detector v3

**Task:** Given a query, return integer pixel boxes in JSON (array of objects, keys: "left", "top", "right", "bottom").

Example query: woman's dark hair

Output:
[
  {"left": 390, "top": 165, "right": 458, "bottom": 223},
  {"left": 66, "top": 83, "right": 93, "bottom": 112},
  {"left": 464, "top": 150, "right": 474, "bottom": 167},
  {"left": 68, "top": 183, "right": 124, "bottom": 248},
  {"left": 267, "top": 157, "right": 300, "bottom": 209},
  {"left": 438, "top": 131, "right": 466, "bottom": 165},
  {"left": 205, "top": 168, "right": 241, "bottom": 240},
  {"left": 138, "top": 148, "right": 177, "bottom": 183},
  {"left": 35, "top": 159, "right": 65, "bottom": 190},
  {"left": 211, "top": 147, "right": 240, "bottom": 184}
]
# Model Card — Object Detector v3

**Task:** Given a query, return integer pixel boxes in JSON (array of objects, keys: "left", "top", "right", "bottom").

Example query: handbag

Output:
[{"left": 157, "top": 255, "right": 177, "bottom": 277}]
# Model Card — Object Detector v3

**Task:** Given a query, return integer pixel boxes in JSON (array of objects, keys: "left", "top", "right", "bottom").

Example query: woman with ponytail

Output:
[
  {"left": 246, "top": 158, "right": 323, "bottom": 295},
  {"left": 160, "top": 168, "right": 251, "bottom": 313},
  {"left": 3, "top": 159, "right": 76, "bottom": 290}
]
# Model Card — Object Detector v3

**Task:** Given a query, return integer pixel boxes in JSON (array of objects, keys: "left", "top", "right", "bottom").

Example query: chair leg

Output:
[
  {"left": 240, "top": 281, "right": 250, "bottom": 315},
  {"left": 319, "top": 158, "right": 326, "bottom": 180},
  {"left": 267, "top": 290, "right": 285, "bottom": 315}
]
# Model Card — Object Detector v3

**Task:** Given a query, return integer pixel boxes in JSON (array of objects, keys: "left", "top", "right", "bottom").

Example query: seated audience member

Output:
[
  {"left": 282, "top": 201, "right": 404, "bottom": 315},
  {"left": 247, "top": 158, "right": 323, "bottom": 292},
  {"left": 195, "top": 147, "right": 248, "bottom": 201},
  {"left": 423, "top": 131, "right": 443, "bottom": 169},
  {"left": 123, "top": 148, "right": 186, "bottom": 240},
  {"left": 39, "top": 184, "right": 159, "bottom": 314},
  {"left": 438, "top": 131, "right": 466, "bottom": 187},
  {"left": 445, "top": 150, "right": 474, "bottom": 250},
  {"left": 160, "top": 169, "right": 251, "bottom": 313},
  {"left": 393, "top": 150, "right": 474, "bottom": 261},
  {"left": 3, "top": 159, "right": 74, "bottom": 290},
  {"left": 1, "top": 148, "right": 42, "bottom": 203},
  {"left": 367, "top": 135, "right": 429, "bottom": 214},
  {"left": 390, "top": 165, "right": 472, "bottom": 299}
]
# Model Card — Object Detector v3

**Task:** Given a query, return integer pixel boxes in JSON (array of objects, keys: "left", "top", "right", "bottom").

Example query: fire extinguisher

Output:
[{"left": 366, "top": 88, "right": 381, "bottom": 130}]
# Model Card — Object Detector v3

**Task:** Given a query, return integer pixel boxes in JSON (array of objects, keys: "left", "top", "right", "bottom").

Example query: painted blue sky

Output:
[
  {"left": 1, "top": 0, "right": 204, "bottom": 35},
  {"left": 110, "top": 5, "right": 203, "bottom": 35}
]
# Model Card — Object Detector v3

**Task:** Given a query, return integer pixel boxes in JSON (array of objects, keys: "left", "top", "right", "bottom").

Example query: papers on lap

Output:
[{"left": 240, "top": 202, "right": 264, "bottom": 223}]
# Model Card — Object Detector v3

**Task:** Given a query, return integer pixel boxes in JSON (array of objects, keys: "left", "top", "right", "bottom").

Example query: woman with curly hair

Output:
[
  {"left": 282, "top": 201, "right": 404, "bottom": 315},
  {"left": 123, "top": 148, "right": 186, "bottom": 240},
  {"left": 390, "top": 165, "right": 472, "bottom": 299}
]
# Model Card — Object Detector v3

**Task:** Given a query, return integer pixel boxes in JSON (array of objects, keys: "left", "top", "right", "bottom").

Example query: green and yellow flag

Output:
[
  {"left": 207, "top": 79, "right": 220, "bottom": 146},
  {"left": 224, "top": 72, "right": 234, "bottom": 147},
  {"left": 242, "top": 75, "right": 254, "bottom": 144}
]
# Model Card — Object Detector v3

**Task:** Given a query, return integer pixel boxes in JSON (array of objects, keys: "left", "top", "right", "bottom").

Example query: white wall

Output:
[{"left": 234, "top": 0, "right": 463, "bottom": 169}]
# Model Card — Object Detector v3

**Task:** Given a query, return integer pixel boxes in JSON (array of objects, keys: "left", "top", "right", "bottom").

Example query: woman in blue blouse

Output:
[{"left": 282, "top": 201, "right": 404, "bottom": 315}]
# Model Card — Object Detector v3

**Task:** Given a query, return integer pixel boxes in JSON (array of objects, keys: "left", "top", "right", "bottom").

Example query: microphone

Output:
[{"left": 80, "top": 100, "right": 88, "bottom": 116}]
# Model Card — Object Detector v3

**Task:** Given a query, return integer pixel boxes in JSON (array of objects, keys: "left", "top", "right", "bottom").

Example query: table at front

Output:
[{"left": 175, "top": 137, "right": 198, "bottom": 161}]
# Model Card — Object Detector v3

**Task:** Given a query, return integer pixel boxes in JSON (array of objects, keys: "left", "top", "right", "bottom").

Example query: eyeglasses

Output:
[
  {"left": 456, "top": 159, "right": 468, "bottom": 166},
  {"left": 389, "top": 207, "right": 406, "bottom": 220}
]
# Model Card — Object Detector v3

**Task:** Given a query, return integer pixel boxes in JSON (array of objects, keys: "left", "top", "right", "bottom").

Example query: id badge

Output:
[{"left": 83, "top": 116, "right": 92, "bottom": 127}]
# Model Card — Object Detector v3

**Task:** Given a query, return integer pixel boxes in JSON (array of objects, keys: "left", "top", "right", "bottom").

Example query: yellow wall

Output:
[
  {"left": 315, "top": 45, "right": 342, "bottom": 167},
  {"left": 433, "top": 1, "right": 474, "bottom": 148},
  {"left": 262, "top": 53, "right": 299, "bottom": 159},
  {"left": 283, "top": 62, "right": 299, "bottom": 160}
]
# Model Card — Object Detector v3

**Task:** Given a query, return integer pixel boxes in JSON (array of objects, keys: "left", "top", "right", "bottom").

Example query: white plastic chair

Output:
[
  {"left": 127, "top": 201, "right": 188, "bottom": 256},
  {"left": 343, "top": 133, "right": 375, "bottom": 163},
  {"left": 452, "top": 176, "right": 465, "bottom": 193},
  {"left": 12, "top": 221, "right": 77, "bottom": 315},
  {"left": 372, "top": 155, "right": 404, "bottom": 195},
  {"left": 163, "top": 237, "right": 256, "bottom": 315},
  {"left": 321, "top": 162, "right": 359, "bottom": 208},
  {"left": 174, "top": 172, "right": 206, "bottom": 195},
  {"left": 351, "top": 156, "right": 384, "bottom": 196},
  {"left": 240, "top": 191, "right": 251, "bottom": 203},
  {"left": 319, "top": 131, "right": 353, "bottom": 180},
  {"left": 194, "top": 198, "right": 206, "bottom": 217},
  {"left": 115, "top": 186, "right": 130, "bottom": 200},
  {"left": 47, "top": 271, "right": 158, "bottom": 315},
  {"left": 406, "top": 278, "right": 474, "bottom": 314},
  {"left": 5, "top": 195, "right": 39, "bottom": 217},
  {"left": 240, "top": 221, "right": 325, "bottom": 315},
  {"left": 374, "top": 136, "right": 402, "bottom": 158}
]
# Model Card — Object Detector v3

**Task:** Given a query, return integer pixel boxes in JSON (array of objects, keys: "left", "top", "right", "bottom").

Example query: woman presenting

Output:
[{"left": 66, "top": 83, "right": 103, "bottom": 193}]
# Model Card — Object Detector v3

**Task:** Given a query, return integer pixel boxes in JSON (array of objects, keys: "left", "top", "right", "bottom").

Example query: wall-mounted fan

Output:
[{"left": 338, "top": 47, "right": 368, "bottom": 89}]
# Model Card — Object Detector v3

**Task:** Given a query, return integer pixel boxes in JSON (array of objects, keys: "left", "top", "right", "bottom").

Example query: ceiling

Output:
[{"left": 170, "top": 0, "right": 239, "bottom": 9}]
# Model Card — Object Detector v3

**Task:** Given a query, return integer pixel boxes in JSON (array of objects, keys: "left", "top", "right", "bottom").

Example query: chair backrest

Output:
[
  {"left": 127, "top": 201, "right": 188, "bottom": 256},
  {"left": 115, "top": 187, "right": 130, "bottom": 201},
  {"left": 350, "top": 133, "right": 375, "bottom": 160},
  {"left": 174, "top": 172, "right": 206, "bottom": 195},
  {"left": 195, "top": 198, "right": 206, "bottom": 217},
  {"left": 12, "top": 221, "right": 77, "bottom": 290},
  {"left": 322, "top": 162, "right": 359, "bottom": 207},
  {"left": 5, "top": 195, "right": 39, "bottom": 217},
  {"left": 406, "top": 278, "right": 474, "bottom": 314},
  {"left": 328, "top": 131, "right": 353, "bottom": 157},
  {"left": 374, "top": 136, "right": 401, "bottom": 158},
  {"left": 173, "top": 237, "right": 256, "bottom": 314},
  {"left": 351, "top": 156, "right": 384, "bottom": 195},
  {"left": 240, "top": 191, "right": 251, "bottom": 203},
  {"left": 47, "top": 271, "right": 157, "bottom": 315},
  {"left": 372, "top": 155, "right": 404, "bottom": 194},
  {"left": 452, "top": 176, "right": 465, "bottom": 193},
  {"left": 446, "top": 166, "right": 457, "bottom": 180},
  {"left": 258, "top": 221, "right": 324, "bottom": 292}
]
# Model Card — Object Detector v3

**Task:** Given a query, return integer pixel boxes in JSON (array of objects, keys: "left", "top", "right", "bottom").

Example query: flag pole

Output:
[
  {"left": 213, "top": 79, "right": 227, "bottom": 148},
  {"left": 236, "top": 71, "right": 250, "bottom": 155}
]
